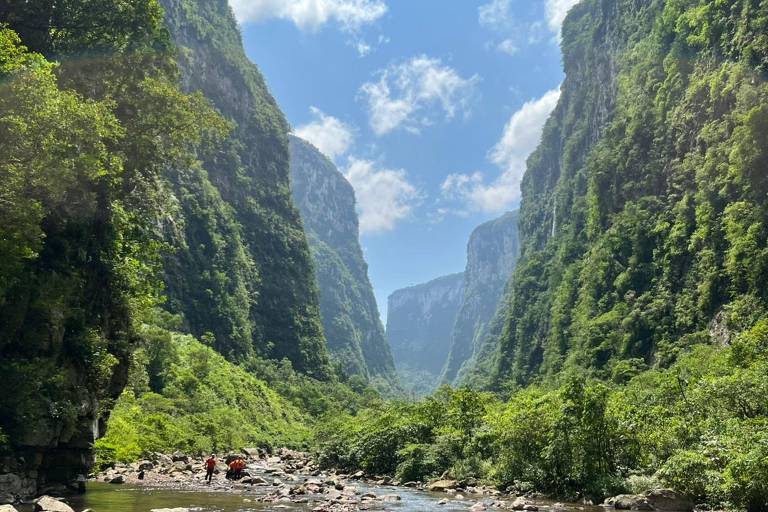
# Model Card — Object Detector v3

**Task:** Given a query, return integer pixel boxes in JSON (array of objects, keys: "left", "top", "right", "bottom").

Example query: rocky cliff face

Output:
[
  {"left": 158, "top": 0, "right": 331, "bottom": 378},
  {"left": 491, "top": 0, "right": 768, "bottom": 387},
  {"left": 289, "top": 136, "right": 398, "bottom": 389},
  {"left": 386, "top": 273, "right": 465, "bottom": 395},
  {"left": 441, "top": 211, "right": 520, "bottom": 385}
]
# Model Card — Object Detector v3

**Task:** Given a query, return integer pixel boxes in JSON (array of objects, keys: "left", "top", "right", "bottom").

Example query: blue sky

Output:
[{"left": 229, "top": 0, "right": 578, "bottom": 319}]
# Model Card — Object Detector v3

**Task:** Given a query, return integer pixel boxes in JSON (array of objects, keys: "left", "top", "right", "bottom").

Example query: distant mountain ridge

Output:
[
  {"left": 289, "top": 135, "right": 398, "bottom": 390},
  {"left": 441, "top": 211, "right": 520, "bottom": 385},
  {"left": 386, "top": 273, "right": 465, "bottom": 395},
  {"left": 386, "top": 211, "right": 520, "bottom": 393}
]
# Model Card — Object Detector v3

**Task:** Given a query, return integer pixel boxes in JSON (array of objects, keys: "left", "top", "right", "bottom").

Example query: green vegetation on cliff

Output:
[
  {"left": 159, "top": 0, "right": 331, "bottom": 378},
  {"left": 0, "top": 0, "right": 225, "bottom": 490},
  {"left": 289, "top": 136, "right": 398, "bottom": 390},
  {"left": 490, "top": 0, "right": 768, "bottom": 388}
]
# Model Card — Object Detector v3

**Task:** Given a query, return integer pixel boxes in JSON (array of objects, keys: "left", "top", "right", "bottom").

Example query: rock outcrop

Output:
[
  {"left": 289, "top": 136, "right": 398, "bottom": 389},
  {"left": 386, "top": 273, "right": 465, "bottom": 395},
  {"left": 440, "top": 211, "right": 520, "bottom": 385}
]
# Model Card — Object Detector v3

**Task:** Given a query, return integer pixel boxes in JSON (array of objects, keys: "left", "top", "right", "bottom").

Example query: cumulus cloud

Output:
[
  {"left": 441, "top": 88, "right": 561, "bottom": 213},
  {"left": 229, "top": 0, "right": 387, "bottom": 31},
  {"left": 344, "top": 158, "right": 420, "bottom": 234},
  {"left": 294, "top": 107, "right": 355, "bottom": 160},
  {"left": 360, "top": 55, "right": 480, "bottom": 136}
]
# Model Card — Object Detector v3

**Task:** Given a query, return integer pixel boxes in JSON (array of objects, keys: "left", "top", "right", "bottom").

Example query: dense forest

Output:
[{"left": 1, "top": 0, "right": 768, "bottom": 510}]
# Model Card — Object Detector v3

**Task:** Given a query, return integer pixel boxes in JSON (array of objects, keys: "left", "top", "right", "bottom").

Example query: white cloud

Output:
[
  {"left": 294, "top": 107, "right": 355, "bottom": 160},
  {"left": 545, "top": 0, "right": 581, "bottom": 34},
  {"left": 478, "top": 0, "right": 513, "bottom": 31},
  {"left": 360, "top": 55, "right": 480, "bottom": 136},
  {"left": 229, "top": 0, "right": 387, "bottom": 31},
  {"left": 344, "top": 158, "right": 420, "bottom": 234},
  {"left": 496, "top": 39, "right": 519, "bottom": 56},
  {"left": 441, "top": 88, "right": 561, "bottom": 213}
]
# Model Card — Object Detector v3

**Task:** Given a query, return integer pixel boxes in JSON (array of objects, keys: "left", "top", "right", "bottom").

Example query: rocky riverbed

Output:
[
  {"left": 2, "top": 449, "right": 696, "bottom": 512},
  {"left": 88, "top": 448, "right": 591, "bottom": 512}
]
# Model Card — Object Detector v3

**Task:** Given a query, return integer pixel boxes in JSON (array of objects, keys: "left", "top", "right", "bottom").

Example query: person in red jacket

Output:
[{"left": 204, "top": 454, "right": 216, "bottom": 483}]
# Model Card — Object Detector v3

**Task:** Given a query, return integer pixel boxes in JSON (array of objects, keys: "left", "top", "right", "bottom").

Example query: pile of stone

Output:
[{"left": 0, "top": 495, "right": 87, "bottom": 512}]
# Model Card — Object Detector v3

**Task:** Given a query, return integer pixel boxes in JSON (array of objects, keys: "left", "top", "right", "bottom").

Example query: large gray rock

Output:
[
  {"left": 603, "top": 494, "right": 654, "bottom": 510},
  {"left": 441, "top": 211, "right": 520, "bottom": 386},
  {"left": 427, "top": 479, "right": 458, "bottom": 492},
  {"left": 33, "top": 496, "right": 75, "bottom": 512},
  {"left": 604, "top": 489, "right": 693, "bottom": 512},
  {"left": 387, "top": 273, "right": 466, "bottom": 395},
  {"left": 0, "top": 505, "right": 19, "bottom": 512},
  {"left": 645, "top": 489, "right": 694, "bottom": 512}
]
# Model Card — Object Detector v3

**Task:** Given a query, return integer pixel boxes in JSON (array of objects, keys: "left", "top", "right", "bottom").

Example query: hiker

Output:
[
  {"left": 227, "top": 456, "right": 245, "bottom": 480},
  {"left": 204, "top": 454, "right": 216, "bottom": 483}
]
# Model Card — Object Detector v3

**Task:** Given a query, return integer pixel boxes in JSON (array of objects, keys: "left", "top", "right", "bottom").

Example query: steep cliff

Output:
[
  {"left": 158, "top": 0, "right": 331, "bottom": 378},
  {"left": 491, "top": 0, "right": 768, "bottom": 387},
  {"left": 440, "top": 211, "right": 520, "bottom": 385},
  {"left": 386, "top": 273, "right": 465, "bottom": 395},
  {"left": 0, "top": 0, "right": 221, "bottom": 499},
  {"left": 289, "top": 136, "right": 398, "bottom": 388}
]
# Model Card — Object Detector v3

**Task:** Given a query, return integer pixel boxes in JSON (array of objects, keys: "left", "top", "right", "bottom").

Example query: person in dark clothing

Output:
[{"left": 204, "top": 454, "right": 217, "bottom": 483}]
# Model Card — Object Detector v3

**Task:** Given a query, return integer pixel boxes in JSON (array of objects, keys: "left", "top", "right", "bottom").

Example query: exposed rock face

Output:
[
  {"left": 386, "top": 273, "right": 465, "bottom": 395},
  {"left": 441, "top": 211, "right": 520, "bottom": 385},
  {"left": 289, "top": 136, "right": 398, "bottom": 388},
  {"left": 159, "top": 0, "right": 331, "bottom": 377}
]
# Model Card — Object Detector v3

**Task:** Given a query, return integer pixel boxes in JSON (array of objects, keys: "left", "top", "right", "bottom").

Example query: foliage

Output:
[
  {"left": 315, "top": 387, "right": 498, "bottom": 482},
  {"left": 318, "top": 325, "right": 768, "bottom": 508},
  {"left": 0, "top": 0, "right": 232, "bottom": 465},
  {"left": 159, "top": 0, "right": 332, "bottom": 378},
  {"left": 95, "top": 322, "right": 312, "bottom": 467},
  {"left": 489, "top": 0, "right": 768, "bottom": 391}
]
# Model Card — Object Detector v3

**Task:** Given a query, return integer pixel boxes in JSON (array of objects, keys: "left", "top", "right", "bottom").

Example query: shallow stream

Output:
[{"left": 16, "top": 481, "right": 605, "bottom": 512}]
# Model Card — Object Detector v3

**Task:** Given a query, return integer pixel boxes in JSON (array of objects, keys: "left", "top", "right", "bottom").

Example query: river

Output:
[{"left": 16, "top": 481, "right": 604, "bottom": 512}]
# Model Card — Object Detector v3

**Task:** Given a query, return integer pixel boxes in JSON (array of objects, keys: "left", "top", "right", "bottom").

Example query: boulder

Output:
[
  {"left": 138, "top": 461, "right": 154, "bottom": 471},
  {"left": 470, "top": 502, "right": 487, "bottom": 511},
  {"left": 33, "top": 496, "right": 75, "bottom": 512},
  {"left": 379, "top": 494, "right": 401, "bottom": 502},
  {"left": 644, "top": 489, "right": 694, "bottom": 512},
  {"left": 109, "top": 475, "right": 125, "bottom": 484},
  {"left": 0, "top": 506, "right": 19, "bottom": 512},
  {"left": 428, "top": 479, "right": 459, "bottom": 492},
  {"left": 511, "top": 497, "right": 537, "bottom": 511},
  {"left": 241, "top": 448, "right": 261, "bottom": 459},
  {"left": 603, "top": 494, "right": 653, "bottom": 510},
  {"left": 171, "top": 452, "right": 189, "bottom": 463},
  {"left": 241, "top": 476, "right": 268, "bottom": 485}
]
